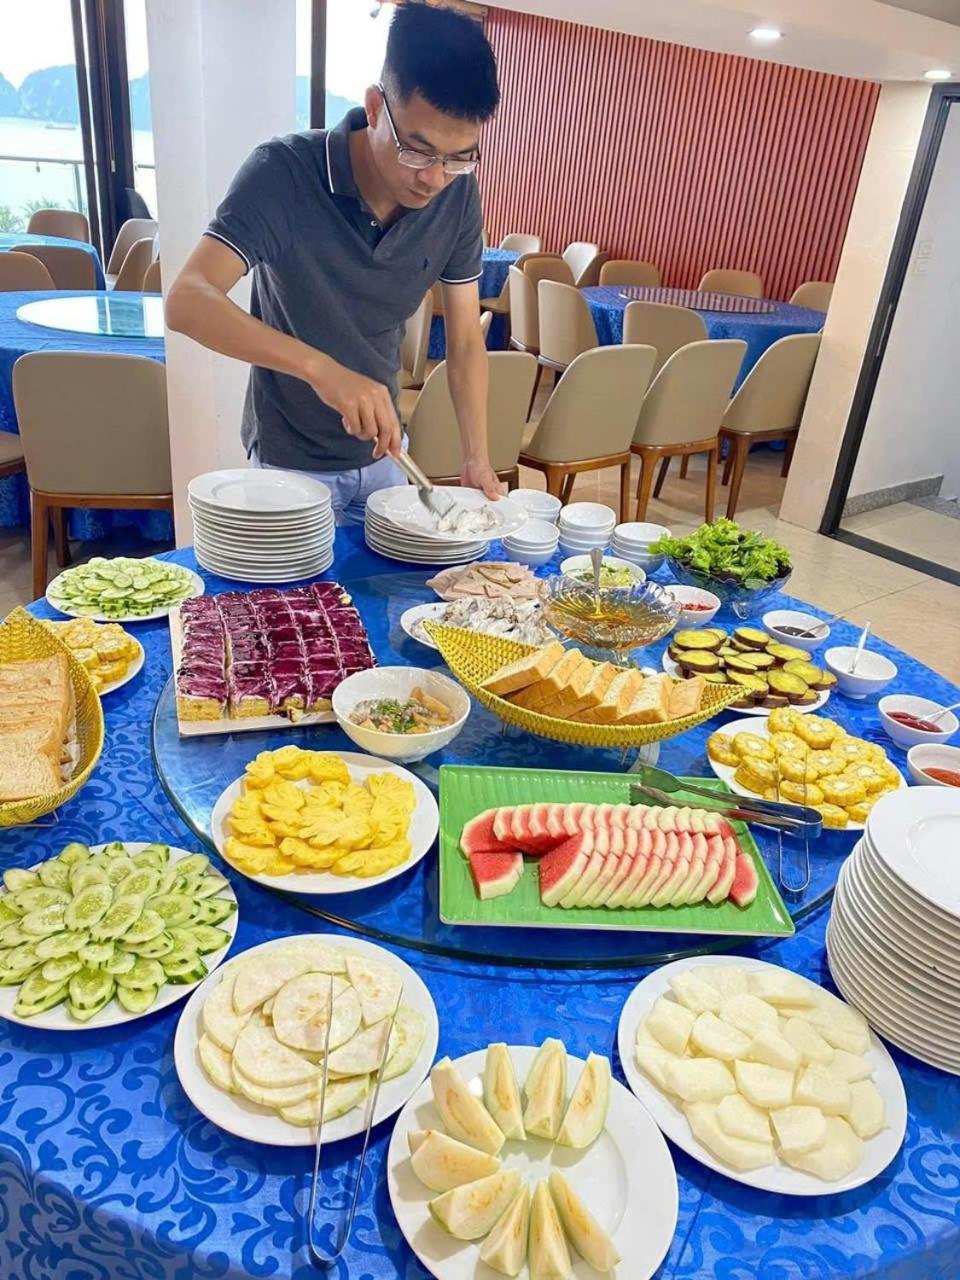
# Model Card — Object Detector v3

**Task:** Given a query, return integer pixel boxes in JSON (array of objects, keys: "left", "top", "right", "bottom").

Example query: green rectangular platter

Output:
[{"left": 439, "top": 765, "right": 795, "bottom": 938}]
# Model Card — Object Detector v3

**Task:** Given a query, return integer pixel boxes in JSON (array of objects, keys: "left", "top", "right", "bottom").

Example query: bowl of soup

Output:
[{"left": 332, "top": 666, "right": 470, "bottom": 762}]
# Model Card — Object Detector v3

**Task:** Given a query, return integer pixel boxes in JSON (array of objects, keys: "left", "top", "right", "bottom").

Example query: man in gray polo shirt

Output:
[{"left": 166, "top": 4, "right": 502, "bottom": 523}]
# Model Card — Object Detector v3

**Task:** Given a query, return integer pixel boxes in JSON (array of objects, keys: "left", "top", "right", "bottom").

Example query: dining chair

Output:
[
  {"left": 500, "top": 233, "right": 542, "bottom": 255},
  {"left": 537, "top": 281, "right": 599, "bottom": 376},
  {"left": 106, "top": 218, "right": 158, "bottom": 286},
  {"left": 622, "top": 301, "right": 708, "bottom": 377},
  {"left": 12, "top": 351, "right": 173, "bottom": 597},
  {"left": 789, "top": 281, "right": 833, "bottom": 312},
  {"left": 520, "top": 344, "right": 658, "bottom": 520},
  {"left": 407, "top": 352, "right": 539, "bottom": 489},
  {"left": 0, "top": 253, "right": 55, "bottom": 291},
  {"left": 697, "top": 268, "right": 764, "bottom": 298},
  {"left": 562, "top": 242, "right": 603, "bottom": 287},
  {"left": 719, "top": 333, "right": 821, "bottom": 518},
  {"left": 11, "top": 245, "right": 96, "bottom": 290},
  {"left": 26, "top": 208, "right": 90, "bottom": 243},
  {"left": 399, "top": 308, "right": 492, "bottom": 424},
  {"left": 142, "top": 260, "right": 162, "bottom": 293},
  {"left": 480, "top": 311, "right": 493, "bottom": 342},
  {"left": 479, "top": 251, "right": 537, "bottom": 337},
  {"left": 113, "top": 238, "right": 157, "bottom": 292},
  {"left": 523, "top": 254, "right": 575, "bottom": 287},
  {"left": 398, "top": 292, "right": 432, "bottom": 391},
  {"left": 599, "top": 259, "right": 661, "bottom": 288},
  {"left": 0, "top": 432, "right": 26, "bottom": 483},
  {"left": 631, "top": 339, "right": 746, "bottom": 521}
]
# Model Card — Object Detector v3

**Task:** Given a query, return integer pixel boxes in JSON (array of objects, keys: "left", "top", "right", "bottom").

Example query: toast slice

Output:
[
  {"left": 481, "top": 640, "right": 565, "bottom": 696},
  {"left": 561, "top": 662, "right": 619, "bottom": 718},
  {"left": 544, "top": 653, "right": 596, "bottom": 717},
  {"left": 621, "top": 673, "right": 672, "bottom": 725},
  {"left": 0, "top": 748, "right": 62, "bottom": 802},
  {"left": 510, "top": 649, "right": 587, "bottom": 714},
  {"left": 668, "top": 674, "right": 707, "bottom": 719},
  {"left": 575, "top": 669, "right": 640, "bottom": 724}
]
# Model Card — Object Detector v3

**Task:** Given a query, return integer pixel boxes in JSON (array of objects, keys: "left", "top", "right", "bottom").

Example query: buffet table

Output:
[{"left": 1, "top": 526, "right": 959, "bottom": 1279}]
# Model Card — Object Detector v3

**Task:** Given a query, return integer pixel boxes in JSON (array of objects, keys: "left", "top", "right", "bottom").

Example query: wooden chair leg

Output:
[
  {"left": 725, "top": 437, "right": 749, "bottom": 519},
  {"left": 782, "top": 434, "right": 797, "bottom": 478},
  {"left": 560, "top": 473, "right": 576, "bottom": 505},
  {"left": 619, "top": 460, "right": 631, "bottom": 523},
  {"left": 653, "top": 457, "right": 670, "bottom": 499},
  {"left": 679, "top": 455, "right": 690, "bottom": 480},
  {"left": 51, "top": 506, "right": 70, "bottom": 568},
  {"left": 31, "top": 491, "right": 50, "bottom": 599},
  {"left": 705, "top": 447, "right": 717, "bottom": 523},
  {"left": 634, "top": 451, "right": 656, "bottom": 521},
  {"left": 544, "top": 465, "right": 566, "bottom": 500}
]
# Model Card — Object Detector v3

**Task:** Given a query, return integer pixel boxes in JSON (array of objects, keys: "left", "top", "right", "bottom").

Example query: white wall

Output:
[
  {"left": 145, "top": 0, "right": 297, "bottom": 543},
  {"left": 848, "top": 101, "right": 960, "bottom": 502}
]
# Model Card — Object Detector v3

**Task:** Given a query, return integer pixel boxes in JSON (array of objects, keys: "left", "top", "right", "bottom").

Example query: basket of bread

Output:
[
  {"left": 427, "top": 626, "right": 743, "bottom": 749},
  {"left": 0, "top": 607, "right": 104, "bottom": 826}
]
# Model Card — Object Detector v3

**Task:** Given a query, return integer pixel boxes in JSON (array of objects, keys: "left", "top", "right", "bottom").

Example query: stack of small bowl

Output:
[
  {"left": 558, "top": 503, "right": 616, "bottom": 556},
  {"left": 511, "top": 489, "right": 562, "bottom": 525},
  {"left": 611, "top": 522, "right": 670, "bottom": 573},
  {"left": 502, "top": 518, "right": 560, "bottom": 566}
]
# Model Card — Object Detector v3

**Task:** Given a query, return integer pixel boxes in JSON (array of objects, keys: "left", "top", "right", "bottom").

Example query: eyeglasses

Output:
[{"left": 377, "top": 85, "right": 479, "bottom": 176}]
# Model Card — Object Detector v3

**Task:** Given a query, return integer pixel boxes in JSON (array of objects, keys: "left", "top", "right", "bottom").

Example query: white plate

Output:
[
  {"left": 0, "top": 842, "right": 238, "bottom": 1032},
  {"left": 210, "top": 751, "right": 439, "bottom": 894},
  {"left": 99, "top": 637, "right": 145, "bottom": 696},
  {"left": 47, "top": 565, "right": 205, "bottom": 623},
  {"left": 173, "top": 933, "right": 439, "bottom": 1146},
  {"left": 193, "top": 540, "right": 334, "bottom": 570},
  {"left": 366, "top": 539, "right": 483, "bottom": 567},
  {"left": 400, "top": 602, "right": 446, "bottom": 649},
  {"left": 194, "top": 553, "right": 334, "bottom": 583},
  {"left": 854, "top": 838, "right": 960, "bottom": 950},
  {"left": 617, "top": 954, "right": 907, "bottom": 1196},
  {"left": 379, "top": 486, "right": 527, "bottom": 544},
  {"left": 863, "top": 788, "right": 960, "bottom": 919},
  {"left": 661, "top": 651, "right": 828, "bottom": 715},
  {"left": 706, "top": 716, "right": 905, "bottom": 830},
  {"left": 188, "top": 469, "right": 331, "bottom": 514},
  {"left": 386, "top": 1044, "right": 678, "bottom": 1280}
]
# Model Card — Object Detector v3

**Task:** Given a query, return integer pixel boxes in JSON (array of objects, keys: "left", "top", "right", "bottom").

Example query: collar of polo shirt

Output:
[{"left": 324, "top": 107, "right": 367, "bottom": 199}]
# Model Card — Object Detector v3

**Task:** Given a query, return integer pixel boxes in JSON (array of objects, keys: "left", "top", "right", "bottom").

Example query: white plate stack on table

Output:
[
  {"left": 502, "top": 518, "right": 560, "bottom": 567},
  {"left": 612, "top": 522, "right": 671, "bottom": 573},
  {"left": 827, "top": 787, "right": 960, "bottom": 1074},
  {"left": 188, "top": 469, "right": 334, "bottom": 583},
  {"left": 557, "top": 503, "right": 616, "bottom": 556},
  {"left": 364, "top": 487, "right": 488, "bottom": 565}
]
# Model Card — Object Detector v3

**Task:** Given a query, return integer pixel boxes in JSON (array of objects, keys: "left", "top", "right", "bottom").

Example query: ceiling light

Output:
[
  {"left": 925, "top": 68, "right": 952, "bottom": 81},
  {"left": 749, "top": 27, "right": 782, "bottom": 42}
]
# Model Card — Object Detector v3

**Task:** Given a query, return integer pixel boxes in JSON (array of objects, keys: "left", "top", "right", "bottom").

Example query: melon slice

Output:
[
  {"left": 469, "top": 850, "right": 524, "bottom": 901},
  {"left": 684, "top": 1101, "right": 775, "bottom": 1171},
  {"left": 548, "top": 1171, "right": 620, "bottom": 1270},
  {"left": 484, "top": 1042, "right": 526, "bottom": 1140},
  {"left": 539, "top": 832, "right": 593, "bottom": 908},
  {"left": 729, "top": 854, "right": 760, "bottom": 908},
  {"left": 523, "top": 1039, "right": 567, "bottom": 1140},
  {"left": 557, "top": 1052, "right": 610, "bottom": 1148},
  {"left": 706, "top": 837, "right": 738, "bottom": 904},
  {"left": 528, "top": 1181, "right": 571, "bottom": 1280},
  {"left": 460, "top": 809, "right": 512, "bottom": 857},
  {"left": 431, "top": 1057, "right": 505, "bottom": 1154},
  {"left": 480, "top": 1182, "right": 531, "bottom": 1276},
  {"left": 410, "top": 1129, "right": 502, "bottom": 1192},
  {"left": 429, "top": 1168, "right": 522, "bottom": 1240}
]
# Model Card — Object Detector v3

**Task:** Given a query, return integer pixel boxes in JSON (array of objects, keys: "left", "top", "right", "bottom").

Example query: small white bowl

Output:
[
  {"left": 664, "top": 584, "right": 721, "bottom": 627},
  {"left": 559, "top": 537, "right": 610, "bottom": 558},
  {"left": 879, "top": 694, "right": 959, "bottom": 749},
  {"left": 559, "top": 554, "right": 647, "bottom": 585},
  {"left": 613, "top": 521, "right": 671, "bottom": 548},
  {"left": 613, "top": 544, "right": 664, "bottom": 573},
  {"left": 511, "top": 489, "right": 562, "bottom": 523},
  {"left": 558, "top": 502, "right": 617, "bottom": 533},
  {"left": 502, "top": 542, "right": 556, "bottom": 567},
  {"left": 907, "top": 743, "right": 960, "bottom": 788},
  {"left": 331, "top": 666, "right": 470, "bottom": 762},
  {"left": 502, "top": 517, "right": 559, "bottom": 550},
  {"left": 762, "top": 609, "right": 830, "bottom": 654},
  {"left": 824, "top": 647, "right": 898, "bottom": 700}
]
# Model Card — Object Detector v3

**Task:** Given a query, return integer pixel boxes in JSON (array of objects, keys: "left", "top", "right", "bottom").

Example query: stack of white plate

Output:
[
  {"left": 188, "top": 469, "right": 334, "bottom": 582},
  {"left": 502, "top": 517, "right": 559, "bottom": 567},
  {"left": 612, "top": 522, "right": 671, "bottom": 572},
  {"left": 364, "top": 487, "right": 485, "bottom": 565},
  {"left": 827, "top": 787, "right": 960, "bottom": 1074},
  {"left": 558, "top": 502, "right": 616, "bottom": 556}
]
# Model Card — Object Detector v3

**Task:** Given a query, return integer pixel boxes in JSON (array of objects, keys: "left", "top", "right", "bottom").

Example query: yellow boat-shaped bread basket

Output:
[
  {"left": 0, "top": 606, "right": 104, "bottom": 828},
  {"left": 427, "top": 623, "right": 742, "bottom": 749}
]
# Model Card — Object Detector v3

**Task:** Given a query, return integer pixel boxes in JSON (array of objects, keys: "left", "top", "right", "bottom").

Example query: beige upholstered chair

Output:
[
  {"left": 113, "top": 238, "right": 156, "bottom": 292},
  {"left": 480, "top": 311, "right": 493, "bottom": 342},
  {"left": 11, "top": 245, "right": 96, "bottom": 290},
  {"left": 0, "top": 432, "right": 25, "bottom": 483},
  {"left": 142, "top": 260, "right": 162, "bottom": 293},
  {"left": 523, "top": 255, "right": 574, "bottom": 287},
  {"left": 599, "top": 259, "right": 661, "bottom": 288},
  {"left": 520, "top": 344, "right": 658, "bottom": 520},
  {"left": 562, "top": 241, "right": 603, "bottom": 287},
  {"left": 508, "top": 266, "right": 540, "bottom": 358},
  {"left": 0, "top": 253, "right": 55, "bottom": 291},
  {"left": 631, "top": 339, "right": 746, "bottom": 521},
  {"left": 407, "top": 352, "right": 538, "bottom": 488},
  {"left": 12, "top": 352, "right": 173, "bottom": 596},
  {"left": 500, "top": 233, "right": 542, "bottom": 255},
  {"left": 398, "top": 292, "right": 432, "bottom": 391},
  {"left": 623, "top": 301, "right": 708, "bottom": 377},
  {"left": 26, "top": 208, "right": 90, "bottom": 242},
  {"left": 479, "top": 252, "right": 539, "bottom": 329},
  {"left": 537, "top": 281, "right": 598, "bottom": 374},
  {"left": 789, "top": 281, "right": 833, "bottom": 311},
  {"left": 697, "top": 268, "right": 763, "bottom": 298},
  {"left": 106, "top": 218, "right": 158, "bottom": 285},
  {"left": 719, "top": 332, "right": 821, "bottom": 518},
  {"left": 399, "top": 309, "right": 493, "bottom": 424}
]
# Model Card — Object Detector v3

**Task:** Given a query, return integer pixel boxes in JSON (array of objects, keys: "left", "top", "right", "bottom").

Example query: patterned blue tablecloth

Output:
[
  {"left": 0, "top": 233, "right": 106, "bottom": 290},
  {"left": 429, "top": 247, "right": 518, "bottom": 359},
  {"left": 2, "top": 527, "right": 959, "bottom": 1280},
  {"left": 583, "top": 287, "right": 826, "bottom": 391},
  {"left": 0, "top": 289, "right": 173, "bottom": 543}
]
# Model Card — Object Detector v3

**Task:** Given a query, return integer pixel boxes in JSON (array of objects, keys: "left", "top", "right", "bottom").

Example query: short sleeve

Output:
[
  {"left": 439, "top": 176, "right": 483, "bottom": 285},
  {"left": 205, "top": 140, "right": 297, "bottom": 273}
]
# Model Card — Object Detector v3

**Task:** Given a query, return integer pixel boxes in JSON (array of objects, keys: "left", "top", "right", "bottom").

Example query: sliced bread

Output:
[
  {"left": 668, "top": 674, "right": 707, "bottom": 720},
  {"left": 481, "top": 640, "right": 565, "bottom": 696},
  {"left": 621, "top": 673, "right": 673, "bottom": 725}
]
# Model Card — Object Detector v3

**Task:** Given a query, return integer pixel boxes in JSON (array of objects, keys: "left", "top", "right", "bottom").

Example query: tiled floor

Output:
[{"left": 841, "top": 500, "right": 960, "bottom": 574}]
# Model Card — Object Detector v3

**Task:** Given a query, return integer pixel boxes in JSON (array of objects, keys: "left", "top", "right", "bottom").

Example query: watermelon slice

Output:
[
  {"left": 672, "top": 807, "right": 694, "bottom": 833},
  {"left": 511, "top": 804, "right": 560, "bottom": 856},
  {"left": 606, "top": 828, "right": 650, "bottom": 907},
  {"left": 656, "top": 806, "right": 681, "bottom": 832},
  {"left": 580, "top": 853, "right": 619, "bottom": 907},
  {"left": 729, "top": 854, "right": 759, "bottom": 908},
  {"left": 460, "top": 809, "right": 513, "bottom": 857},
  {"left": 670, "top": 832, "right": 709, "bottom": 906},
  {"left": 651, "top": 832, "right": 695, "bottom": 907},
  {"left": 494, "top": 807, "right": 519, "bottom": 844},
  {"left": 707, "top": 836, "right": 738, "bottom": 904},
  {"left": 469, "top": 850, "right": 524, "bottom": 900},
  {"left": 625, "top": 805, "right": 651, "bottom": 831},
  {"left": 687, "top": 834, "right": 726, "bottom": 904},
  {"left": 539, "top": 831, "right": 594, "bottom": 907},
  {"left": 628, "top": 828, "right": 667, "bottom": 906},
  {"left": 594, "top": 828, "right": 639, "bottom": 906},
  {"left": 559, "top": 825, "right": 609, "bottom": 907}
]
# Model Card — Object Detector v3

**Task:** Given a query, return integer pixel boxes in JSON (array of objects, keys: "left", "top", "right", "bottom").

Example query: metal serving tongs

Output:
[
  {"left": 628, "top": 763, "right": 823, "bottom": 838},
  {"left": 774, "top": 753, "right": 812, "bottom": 895},
  {"left": 395, "top": 450, "right": 461, "bottom": 526},
  {"left": 306, "top": 976, "right": 404, "bottom": 1269}
]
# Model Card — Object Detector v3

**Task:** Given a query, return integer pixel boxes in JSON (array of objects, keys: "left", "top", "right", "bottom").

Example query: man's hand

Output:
[
  {"left": 461, "top": 456, "right": 506, "bottom": 500},
  {"left": 307, "top": 356, "right": 401, "bottom": 460}
]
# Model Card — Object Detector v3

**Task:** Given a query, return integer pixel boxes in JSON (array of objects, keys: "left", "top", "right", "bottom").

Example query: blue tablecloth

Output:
[
  {"left": 0, "top": 289, "right": 173, "bottom": 543},
  {"left": 2, "top": 527, "right": 959, "bottom": 1279},
  {"left": 583, "top": 287, "right": 826, "bottom": 391},
  {"left": 0, "top": 232, "right": 106, "bottom": 290},
  {"left": 429, "top": 247, "right": 518, "bottom": 359}
]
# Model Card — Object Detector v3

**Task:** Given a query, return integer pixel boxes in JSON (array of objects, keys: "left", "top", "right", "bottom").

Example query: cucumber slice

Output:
[
  {"left": 154, "top": 867, "right": 180, "bottom": 896},
  {"left": 20, "top": 903, "right": 68, "bottom": 937},
  {"left": 116, "top": 984, "right": 158, "bottom": 1014},
  {"left": 2, "top": 868, "right": 39, "bottom": 893},
  {"left": 104, "top": 950, "right": 137, "bottom": 975},
  {"left": 105, "top": 857, "right": 137, "bottom": 887},
  {"left": 42, "top": 955, "right": 84, "bottom": 983},
  {"left": 9, "top": 886, "right": 70, "bottom": 915},
  {"left": 78, "top": 941, "right": 115, "bottom": 965},
  {"left": 174, "top": 853, "right": 210, "bottom": 878},
  {"left": 116, "top": 868, "right": 160, "bottom": 899},
  {"left": 87, "top": 853, "right": 113, "bottom": 872},
  {"left": 35, "top": 929, "right": 90, "bottom": 960},
  {"left": 102, "top": 841, "right": 128, "bottom": 856},
  {"left": 0, "top": 900, "right": 19, "bottom": 926},
  {"left": 195, "top": 873, "right": 231, "bottom": 900},
  {"left": 67, "top": 1000, "right": 107, "bottom": 1022},
  {"left": 116, "top": 958, "right": 165, "bottom": 991},
  {"left": 1, "top": 921, "right": 29, "bottom": 948},
  {"left": 90, "top": 895, "right": 145, "bottom": 943},
  {"left": 57, "top": 842, "right": 91, "bottom": 866},
  {"left": 122, "top": 931, "right": 175, "bottom": 959},
  {"left": 37, "top": 860, "right": 71, "bottom": 890},
  {"left": 0, "top": 964, "right": 40, "bottom": 986},
  {"left": 69, "top": 966, "right": 116, "bottom": 1009},
  {"left": 65, "top": 883, "right": 114, "bottom": 932},
  {"left": 132, "top": 850, "right": 165, "bottom": 871},
  {"left": 120, "top": 908, "right": 165, "bottom": 946},
  {"left": 161, "top": 942, "right": 200, "bottom": 969},
  {"left": 70, "top": 864, "right": 109, "bottom": 894},
  {"left": 147, "top": 893, "right": 194, "bottom": 927},
  {"left": 4, "top": 941, "right": 42, "bottom": 971},
  {"left": 176, "top": 872, "right": 206, "bottom": 898},
  {"left": 163, "top": 957, "right": 208, "bottom": 985},
  {"left": 14, "top": 975, "right": 69, "bottom": 1017},
  {"left": 141, "top": 843, "right": 171, "bottom": 864},
  {"left": 167, "top": 928, "right": 200, "bottom": 956},
  {"left": 186, "top": 925, "right": 230, "bottom": 955},
  {"left": 193, "top": 897, "right": 236, "bottom": 926}
]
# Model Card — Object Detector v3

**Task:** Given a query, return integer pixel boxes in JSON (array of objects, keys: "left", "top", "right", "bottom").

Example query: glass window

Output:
[
  {"left": 123, "top": 0, "right": 154, "bottom": 215},
  {"left": 326, "top": 0, "right": 393, "bottom": 126}
]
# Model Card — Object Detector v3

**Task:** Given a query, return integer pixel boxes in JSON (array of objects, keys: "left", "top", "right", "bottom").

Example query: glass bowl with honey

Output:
[{"left": 541, "top": 574, "right": 682, "bottom": 658}]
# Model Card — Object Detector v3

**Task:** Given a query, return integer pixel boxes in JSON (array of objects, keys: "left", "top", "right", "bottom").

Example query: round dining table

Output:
[
  {"left": 1, "top": 526, "right": 958, "bottom": 1279},
  {"left": 0, "top": 231, "right": 106, "bottom": 290},
  {"left": 429, "top": 246, "right": 518, "bottom": 358}
]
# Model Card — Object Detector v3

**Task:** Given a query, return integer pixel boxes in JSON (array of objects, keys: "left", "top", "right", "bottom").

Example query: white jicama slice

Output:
[
  {"left": 230, "top": 1060, "right": 319, "bottom": 1109},
  {"left": 231, "top": 1021, "right": 319, "bottom": 1088},
  {"left": 271, "top": 974, "right": 361, "bottom": 1053},
  {"left": 548, "top": 1172, "right": 620, "bottom": 1271},
  {"left": 749, "top": 969, "right": 817, "bottom": 1008},
  {"left": 528, "top": 1180, "right": 572, "bottom": 1280},
  {"left": 484, "top": 1043, "right": 526, "bottom": 1141},
  {"left": 232, "top": 953, "right": 314, "bottom": 1015},
  {"left": 262, "top": 997, "right": 274, "bottom": 1019},
  {"left": 684, "top": 1101, "right": 775, "bottom": 1171},
  {"left": 429, "top": 1169, "right": 522, "bottom": 1240},
  {"left": 717, "top": 1093, "right": 771, "bottom": 1144},
  {"left": 647, "top": 996, "right": 696, "bottom": 1056},
  {"left": 326, "top": 1019, "right": 391, "bottom": 1077},
  {"left": 827, "top": 1049, "right": 873, "bottom": 1084},
  {"left": 782, "top": 1016, "right": 835, "bottom": 1066},
  {"left": 523, "top": 1042, "right": 567, "bottom": 1141},
  {"left": 383, "top": 1006, "right": 426, "bottom": 1082},
  {"left": 665, "top": 1057, "right": 737, "bottom": 1104},
  {"left": 202, "top": 974, "right": 253, "bottom": 1052},
  {"left": 696, "top": 965, "right": 749, "bottom": 998},
  {"left": 669, "top": 970, "right": 722, "bottom": 1015},
  {"left": 432, "top": 1057, "right": 505, "bottom": 1154},
  {"left": 770, "top": 1105, "right": 827, "bottom": 1155},
  {"left": 480, "top": 1182, "right": 531, "bottom": 1277},
  {"left": 745, "top": 1026, "right": 801, "bottom": 1073},
  {"left": 721, "top": 993, "right": 779, "bottom": 1038},
  {"left": 804, "top": 1000, "right": 870, "bottom": 1055},
  {"left": 780, "top": 1116, "right": 863, "bottom": 1181},
  {"left": 410, "top": 1129, "right": 502, "bottom": 1192},
  {"left": 735, "top": 1061, "right": 795, "bottom": 1110},
  {"left": 635, "top": 1020, "right": 680, "bottom": 1094},
  {"left": 279, "top": 1074, "right": 371, "bottom": 1126},
  {"left": 279, "top": 939, "right": 346, "bottom": 973},
  {"left": 690, "top": 1012, "right": 752, "bottom": 1061},
  {"left": 847, "top": 1079, "right": 886, "bottom": 1139},
  {"left": 794, "top": 1064, "right": 852, "bottom": 1116},
  {"left": 345, "top": 954, "right": 403, "bottom": 1026},
  {"left": 557, "top": 1052, "right": 610, "bottom": 1149},
  {"left": 198, "top": 1032, "right": 234, "bottom": 1092}
]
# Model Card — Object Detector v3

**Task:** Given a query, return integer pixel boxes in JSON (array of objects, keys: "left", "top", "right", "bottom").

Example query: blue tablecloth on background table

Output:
[
  {"left": 2, "top": 525, "right": 959, "bottom": 1279},
  {"left": 0, "top": 232, "right": 106, "bottom": 290},
  {"left": 583, "top": 286, "right": 826, "bottom": 391},
  {"left": 0, "top": 288, "right": 173, "bottom": 543},
  {"left": 429, "top": 247, "right": 519, "bottom": 359}
]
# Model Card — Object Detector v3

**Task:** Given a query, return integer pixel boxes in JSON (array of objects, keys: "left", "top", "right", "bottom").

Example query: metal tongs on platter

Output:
[
  {"left": 306, "top": 975, "right": 403, "bottom": 1269},
  {"left": 395, "top": 450, "right": 462, "bottom": 526},
  {"left": 628, "top": 763, "right": 823, "bottom": 839}
]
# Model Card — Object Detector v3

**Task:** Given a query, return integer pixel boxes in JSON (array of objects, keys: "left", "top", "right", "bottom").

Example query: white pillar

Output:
[{"left": 145, "top": 0, "right": 297, "bottom": 544}]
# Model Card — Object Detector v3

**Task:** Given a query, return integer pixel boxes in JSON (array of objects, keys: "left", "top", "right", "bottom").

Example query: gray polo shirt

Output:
[{"left": 205, "top": 108, "right": 483, "bottom": 471}]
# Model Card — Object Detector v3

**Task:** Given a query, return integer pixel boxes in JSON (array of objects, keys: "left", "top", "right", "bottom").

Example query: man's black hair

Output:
[{"left": 383, "top": 3, "right": 500, "bottom": 123}]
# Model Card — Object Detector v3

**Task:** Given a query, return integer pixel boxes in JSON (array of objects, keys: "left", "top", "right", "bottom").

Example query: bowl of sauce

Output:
[
  {"left": 907, "top": 743, "right": 960, "bottom": 789},
  {"left": 880, "top": 694, "right": 958, "bottom": 749},
  {"left": 762, "top": 609, "right": 830, "bottom": 654}
]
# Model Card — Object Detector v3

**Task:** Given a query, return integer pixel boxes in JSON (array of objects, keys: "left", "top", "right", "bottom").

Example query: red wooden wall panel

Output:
[{"left": 479, "top": 11, "right": 880, "bottom": 300}]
